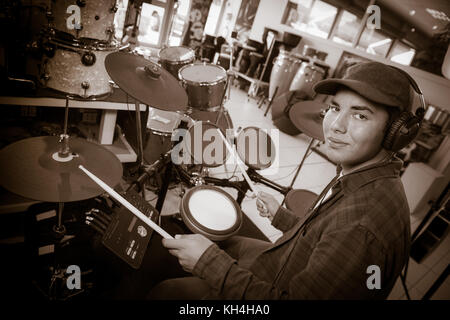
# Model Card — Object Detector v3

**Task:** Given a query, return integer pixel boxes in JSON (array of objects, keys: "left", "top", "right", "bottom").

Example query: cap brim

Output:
[{"left": 314, "top": 79, "right": 402, "bottom": 108}]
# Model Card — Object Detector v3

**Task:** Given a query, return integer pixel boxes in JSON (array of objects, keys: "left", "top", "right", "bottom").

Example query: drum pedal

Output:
[{"left": 100, "top": 189, "right": 160, "bottom": 269}]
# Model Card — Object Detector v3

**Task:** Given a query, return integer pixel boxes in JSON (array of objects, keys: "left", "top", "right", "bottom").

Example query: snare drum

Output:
[
  {"left": 179, "top": 63, "right": 227, "bottom": 111},
  {"left": 159, "top": 46, "right": 195, "bottom": 79},
  {"left": 48, "top": 0, "right": 117, "bottom": 42},
  {"left": 183, "top": 109, "right": 233, "bottom": 167},
  {"left": 40, "top": 39, "right": 117, "bottom": 98},
  {"left": 235, "top": 127, "right": 276, "bottom": 170},
  {"left": 180, "top": 185, "right": 242, "bottom": 241}
]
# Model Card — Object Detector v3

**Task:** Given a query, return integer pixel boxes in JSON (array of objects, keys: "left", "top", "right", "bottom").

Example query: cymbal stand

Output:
[
  {"left": 280, "top": 136, "right": 315, "bottom": 206},
  {"left": 134, "top": 101, "right": 145, "bottom": 167},
  {"left": 53, "top": 96, "right": 72, "bottom": 236}
]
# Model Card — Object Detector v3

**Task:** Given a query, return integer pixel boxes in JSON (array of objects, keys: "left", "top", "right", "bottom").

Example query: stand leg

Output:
[
  {"left": 135, "top": 101, "right": 145, "bottom": 167},
  {"left": 156, "top": 162, "right": 173, "bottom": 213},
  {"left": 264, "top": 86, "right": 278, "bottom": 117},
  {"left": 281, "top": 137, "right": 315, "bottom": 206}
]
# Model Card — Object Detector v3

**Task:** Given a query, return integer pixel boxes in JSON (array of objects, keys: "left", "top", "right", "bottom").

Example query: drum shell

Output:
[
  {"left": 40, "top": 41, "right": 115, "bottom": 98},
  {"left": 269, "top": 50, "right": 304, "bottom": 99},
  {"left": 179, "top": 186, "right": 242, "bottom": 241},
  {"left": 48, "top": 0, "right": 116, "bottom": 42},
  {"left": 179, "top": 64, "right": 227, "bottom": 111},
  {"left": 289, "top": 62, "right": 325, "bottom": 99},
  {"left": 159, "top": 46, "right": 195, "bottom": 79}
]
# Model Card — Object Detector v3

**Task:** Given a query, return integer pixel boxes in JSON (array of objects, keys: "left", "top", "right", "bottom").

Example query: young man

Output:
[{"left": 156, "top": 61, "right": 417, "bottom": 299}]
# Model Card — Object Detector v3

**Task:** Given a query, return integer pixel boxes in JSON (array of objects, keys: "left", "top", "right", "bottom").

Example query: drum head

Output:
[
  {"left": 184, "top": 121, "right": 231, "bottom": 167},
  {"left": 159, "top": 46, "right": 195, "bottom": 63},
  {"left": 179, "top": 63, "right": 226, "bottom": 85},
  {"left": 180, "top": 186, "right": 242, "bottom": 241},
  {"left": 236, "top": 127, "right": 276, "bottom": 170}
]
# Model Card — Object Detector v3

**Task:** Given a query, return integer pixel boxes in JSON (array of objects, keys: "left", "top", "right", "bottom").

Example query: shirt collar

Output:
[{"left": 335, "top": 157, "right": 403, "bottom": 194}]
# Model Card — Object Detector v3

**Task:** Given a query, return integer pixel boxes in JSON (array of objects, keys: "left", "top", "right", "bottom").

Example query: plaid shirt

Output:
[{"left": 193, "top": 158, "right": 411, "bottom": 299}]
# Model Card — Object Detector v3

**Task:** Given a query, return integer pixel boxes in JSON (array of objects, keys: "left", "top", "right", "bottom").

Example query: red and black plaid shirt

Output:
[{"left": 193, "top": 158, "right": 411, "bottom": 299}]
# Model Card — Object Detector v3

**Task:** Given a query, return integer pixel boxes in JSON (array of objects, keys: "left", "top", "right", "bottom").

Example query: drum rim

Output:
[
  {"left": 180, "top": 186, "right": 242, "bottom": 239},
  {"left": 178, "top": 63, "right": 227, "bottom": 87},
  {"left": 235, "top": 126, "right": 276, "bottom": 170},
  {"left": 159, "top": 46, "right": 196, "bottom": 64}
]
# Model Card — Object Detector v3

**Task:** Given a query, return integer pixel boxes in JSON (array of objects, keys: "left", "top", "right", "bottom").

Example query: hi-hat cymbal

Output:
[
  {"left": 0, "top": 136, "right": 123, "bottom": 202},
  {"left": 105, "top": 52, "right": 188, "bottom": 111},
  {"left": 288, "top": 100, "right": 327, "bottom": 141}
]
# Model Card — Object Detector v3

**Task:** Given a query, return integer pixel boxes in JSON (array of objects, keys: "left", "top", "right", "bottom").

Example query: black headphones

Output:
[{"left": 382, "top": 66, "right": 426, "bottom": 152}]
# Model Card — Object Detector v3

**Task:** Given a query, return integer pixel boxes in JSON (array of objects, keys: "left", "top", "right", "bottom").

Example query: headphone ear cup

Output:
[{"left": 383, "top": 112, "right": 420, "bottom": 152}]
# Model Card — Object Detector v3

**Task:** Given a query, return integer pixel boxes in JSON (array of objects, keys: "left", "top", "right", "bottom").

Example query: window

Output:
[
  {"left": 204, "top": 0, "right": 224, "bottom": 36},
  {"left": 357, "top": 27, "right": 392, "bottom": 57},
  {"left": 284, "top": 0, "right": 338, "bottom": 39},
  {"left": 332, "top": 10, "right": 361, "bottom": 46},
  {"left": 389, "top": 41, "right": 416, "bottom": 66},
  {"left": 138, "top": 3, "right": 165, "bottom": 46},
  {"left": 168, "top": 0, "right": 191, "bottom": 46}
]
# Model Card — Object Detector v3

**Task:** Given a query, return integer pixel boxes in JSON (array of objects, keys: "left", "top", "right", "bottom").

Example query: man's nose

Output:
[{"left": 330, "top": 112, "right": 348, "bottom": 133}]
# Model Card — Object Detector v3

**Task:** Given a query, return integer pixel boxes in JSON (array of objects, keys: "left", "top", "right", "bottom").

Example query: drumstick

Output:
[
  {"left": 79, "top": 165, "right": 173, "bottom": 239},
  {"left": 216, "top": 129, "right": 259, "bottom": 195},
  {"left": 216, "top": 129, "right": 270, "bottom": 216}
]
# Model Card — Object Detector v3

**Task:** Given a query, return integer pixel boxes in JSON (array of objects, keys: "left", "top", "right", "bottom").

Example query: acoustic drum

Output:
[
  {"left": 48, "top": 0, "right": 117, "bottom": 42},
  {"left": 289, "top": 62, "right": 326, "bottom": 99},
  {"left": 40, "top": 38, "right": 117, "bottom": 98},
  {"left": 181, "top": 109, "right": 233, "bottom": 167},
  {"left": 159, "top": 46, "right": 195, "bottom": 79},
  {"left": 143, "top": 107, "right": 186, "bottom": 164},
  {"left": 235, "top": 127, "right": 276, "bottom": 170},
  {"left": 178, "top": 63, "right": 227, "bottom": 111},
  {"left": 180, "top": 185, "right": 242, "bottom": 241},
  {"left": 269, "top": 50, "right": 307, "bottom": 99}
]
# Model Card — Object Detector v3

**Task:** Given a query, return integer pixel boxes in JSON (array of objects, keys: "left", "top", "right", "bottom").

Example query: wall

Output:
[{"left": 249, "top": 0, "right": 288, "bottom": 41}]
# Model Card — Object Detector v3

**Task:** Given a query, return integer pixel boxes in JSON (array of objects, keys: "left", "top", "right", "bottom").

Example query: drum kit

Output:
[{"left": 0, "top": 3, "right": 330, "bottom": 298}]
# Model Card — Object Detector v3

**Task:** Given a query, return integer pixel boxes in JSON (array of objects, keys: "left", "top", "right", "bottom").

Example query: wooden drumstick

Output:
[
  {"left": 79, "top": 165, "right": 173, "bottom": 239},
  {"left": 216, "top": 129, "right": 270, "bottom": 216},
  {"left": 216, "top": 129, "right": 259, "bottom": 195}
]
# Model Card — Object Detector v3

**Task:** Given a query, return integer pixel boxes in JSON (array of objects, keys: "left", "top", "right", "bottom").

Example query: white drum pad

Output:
[{"left": 188, "top": 189, "right": 237, "bottom": 231}]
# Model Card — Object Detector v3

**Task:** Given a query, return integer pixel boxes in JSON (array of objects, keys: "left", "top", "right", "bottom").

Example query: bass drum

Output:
[
  {"left": 180, "top": 185, "right": 242, "bottom": 241},
  {"left": 40, "top": 39, "right": 117, "bottom": 98},
  {"left": 48, "top": 0, "right": 117, "bottom": 42},
  {"left": 181, "top": 109, "right": 234, "bottom": 167},
  {"left": 179, "top": 63, "right": 227, "bottom": 111},
  {"left": 159, "top": 46, "right": 195, "bottom": 79}
]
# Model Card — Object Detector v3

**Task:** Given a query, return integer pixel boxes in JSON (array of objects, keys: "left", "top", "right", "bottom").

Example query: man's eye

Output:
[
  {"left": 329, "top": 105, "right": 339, "bottom": 112},
  {"left": 354, "top": 113, "right": 368, "bottom": 120}
]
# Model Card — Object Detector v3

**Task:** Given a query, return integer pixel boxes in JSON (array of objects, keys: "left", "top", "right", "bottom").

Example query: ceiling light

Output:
[
  {"left": 432, "top": 25, "right": 438, "bottom": 30},
  {"left": 409, "top": 10, "right": 415, "bottom": 16},
  {"left": 411, "top": 27, "right": 415, "bottom": 32}
]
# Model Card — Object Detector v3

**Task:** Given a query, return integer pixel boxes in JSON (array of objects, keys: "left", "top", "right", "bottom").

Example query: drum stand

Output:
[{"left": 280, "top": 136, "right": 316, "bottom": 206}]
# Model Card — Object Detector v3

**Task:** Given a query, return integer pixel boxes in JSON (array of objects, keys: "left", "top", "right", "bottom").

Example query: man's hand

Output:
[
  {"left": 256, "top": 191, "right": 280, "bottom": 221},
  {"left": 162, "top": 234, "right": 214, "bottom": 273}
]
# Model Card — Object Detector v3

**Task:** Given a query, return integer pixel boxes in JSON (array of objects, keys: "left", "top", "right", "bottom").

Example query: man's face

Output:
[{"left": 322, "top": 89, "right": 390, "bottom": 172}]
